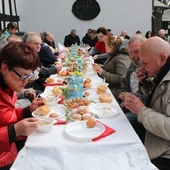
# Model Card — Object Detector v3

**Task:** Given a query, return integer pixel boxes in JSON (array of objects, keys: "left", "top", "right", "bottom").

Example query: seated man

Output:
[
  {"left": 158, "top": 29, "right": 168, "bottom": 41},
  {"left": 43, "top": 31, "right": 56, "bottom": 49},
  {"left": 119, "top": 35, "right": 147, "bottom": 143},
  {"left": 119, "top": 31, "right": 130, "bottom": 40},
  {"left": 89, "top": 29, "right": 98, "bottom": 47},
  {"left": 64, "top": 29, "right": 80, "bottom": 47},
  {"left": 24, "top": 32, "right": 61, "bottom": 92},
  {"left": 121, "top": 37, "right": 170, "bottom": 170},
  {"left": 82, "top": 28, "right": 92, "bottom": 46},
  {"left": 42, "top": 31, "right": 59, "bottom": 55},
  {"left": 88, "top": 27, "right": 108, "bottom": 64},
  {"left": 38, "top": 44, "right": 57, "bottom": 67}
]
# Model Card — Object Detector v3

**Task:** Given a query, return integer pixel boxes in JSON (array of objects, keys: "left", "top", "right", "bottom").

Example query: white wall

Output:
[{"left": 16, "top": 0, "right": 152, "bottom": 45}]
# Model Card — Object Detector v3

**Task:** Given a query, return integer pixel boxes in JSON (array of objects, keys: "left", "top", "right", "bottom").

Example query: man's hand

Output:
[
  {"left": 136, "top": 66, "right": 148, "bottom": 85},
  {"left": 121, "top": 92, "right": 144, "bottom": 115}
]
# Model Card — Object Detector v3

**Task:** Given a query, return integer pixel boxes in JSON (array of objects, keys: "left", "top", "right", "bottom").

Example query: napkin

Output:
[
  {"left": 43, "top": 82, "right": 63, "bottom": 87},
  {"left": 92, "top": 120, "right": 116, "bottom": 142},
  {"left": 58, "top": 98, "right": 65, "bottom": 104},
  {"left": 54, "top": 119, "right": 67, "bottom": 125}
]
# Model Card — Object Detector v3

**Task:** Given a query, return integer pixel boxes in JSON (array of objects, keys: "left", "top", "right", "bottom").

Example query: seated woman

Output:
[
  {"left": 93, "top": 36, "right": 131, "bottom": 99},
  {"left": 0, "top": 42, "right": 46, "bottom": 169}
]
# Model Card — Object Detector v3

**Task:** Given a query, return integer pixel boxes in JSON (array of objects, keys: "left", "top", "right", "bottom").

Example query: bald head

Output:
[
  {"left": 140, "top": 36, "right": 170, "bottom": 78},
  {"left": 140, "top": 36, "right": 170, "bottom": 60},
  {"left": 158, "top": 29, "right": 166, "bottom": 38}
]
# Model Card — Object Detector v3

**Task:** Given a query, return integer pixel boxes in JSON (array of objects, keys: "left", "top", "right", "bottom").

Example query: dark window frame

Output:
[{"left": 0, "top": 0, "right": 20, "bottom": 31}]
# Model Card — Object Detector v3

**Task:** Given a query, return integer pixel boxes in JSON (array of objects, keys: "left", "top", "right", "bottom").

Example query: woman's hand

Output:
[
  {"left": 14, "top": 117, "right": 38, "bottom": 136},
  {"left": 92, "top": 55, "right": 98, "bottom": 60},
  {"left": 96, "top": 65, "right": 103, "bottom": 76},
  {"left": 92, "top": 63, "right": 103, "bottom": 75},
  {"left": 30, "top": 98, "right": 46, "bottom": 113}
]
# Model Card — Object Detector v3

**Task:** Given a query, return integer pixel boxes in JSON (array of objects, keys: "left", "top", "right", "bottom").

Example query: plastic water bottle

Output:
[{"left": 80, "top": 41, "right": 84, "bottom": 47}]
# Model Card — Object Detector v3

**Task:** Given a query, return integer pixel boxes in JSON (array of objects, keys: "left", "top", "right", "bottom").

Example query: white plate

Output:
[
  {"left": 45, "top": 77, "right": 63, "bottom": 84},
  {"left": 88, "top": 103, "right": 120, "bottom": 118},
  {"left": 83, "top": 89, "right": 99, "bottom": 102},
  {"left": 40, "top": 92, "right": 61, "bottom": 106},
  {"left": 49, "top": 106, "right": 65, "bottom": 119},
  {"left": 65, "top": 121, "right": 105, "bottom": 140},
  {"left": 83, "top": 79, "right": 104, "bottom": 89},
  {"left": 32, "top": 105, "right": 65, "bottom": 119},
  {"left": 32, "top": 109, "right": 51, "bottom": 118}
]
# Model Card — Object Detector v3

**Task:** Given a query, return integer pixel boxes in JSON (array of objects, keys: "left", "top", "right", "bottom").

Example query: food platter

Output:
[
  {"left": 69, "top": 106, "right": 94, "bottom": 122},
  {"left": 64, "top": 98, "right": 92, "bottom": 110},
  {"left": 88, "top": 103, "right": 120, "bottom": 118},
  {"left": 65, "top": 121, "right": 105, "bottom": 140},
  {"left": 83, "top": 79, "right": 104, "bottom": 89}
]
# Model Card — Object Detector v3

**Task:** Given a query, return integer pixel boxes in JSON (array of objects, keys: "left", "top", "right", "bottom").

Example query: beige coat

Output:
[{"left": 138, "top": 71, "right": 170, "bottom": 160}]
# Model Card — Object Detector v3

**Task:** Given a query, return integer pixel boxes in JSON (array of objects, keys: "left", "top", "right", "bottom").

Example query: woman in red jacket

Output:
[{"left": 0, "top": 42, "right": 46, "bottom": 170}]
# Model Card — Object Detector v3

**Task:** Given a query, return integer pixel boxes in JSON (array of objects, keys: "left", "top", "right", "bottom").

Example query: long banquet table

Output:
[{"left": 11, "top": 69, "right": 158, "bottom": 170}]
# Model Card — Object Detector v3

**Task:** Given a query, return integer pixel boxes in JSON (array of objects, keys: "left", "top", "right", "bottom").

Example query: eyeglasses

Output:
[
  {"left": 11, "top": 68, "right": 35, "bottom": 81},
  {"left": 98, "top": 35, "right": 104, "bottom": 39}
]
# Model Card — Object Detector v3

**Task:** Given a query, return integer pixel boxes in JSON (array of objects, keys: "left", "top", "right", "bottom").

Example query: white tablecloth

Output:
[{"left": 11, "top": 73, "right": 158, "bottom": 170}]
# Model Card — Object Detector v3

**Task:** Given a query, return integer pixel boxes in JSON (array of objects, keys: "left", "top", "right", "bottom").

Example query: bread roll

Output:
[
  {"left": 77, "top": 106, "right": 87, "bottom": 115},
  {"left": 52, "top": 87, "right": 62, "bottom": 97},
  {"left": 82, "top": 112, "right": 92, "bottom": 120},
  {"left": 71, "top": 113, "right": 82, "bottom": 121},
  {"left": 99, "top": 94, "right": 113, "bottom": 103},
  {"left": 84, "top": 78, "right": 91, "bottom": 84},
  {"left": 34, "top": 105, "right": 50, "bottom": 116},
  {"left": 97, "top": 84, "right": 107, "bottom": 94},
  {"left": 46, "top": 77, "right": 55, "bottom": 84},
  {"left": 84, "top": 82, "right": 91, "bottom": 88}
]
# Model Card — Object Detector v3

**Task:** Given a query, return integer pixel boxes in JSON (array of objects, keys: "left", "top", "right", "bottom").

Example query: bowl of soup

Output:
[{"left": 37, "top": 117, "right": 56, "bottom": 133}]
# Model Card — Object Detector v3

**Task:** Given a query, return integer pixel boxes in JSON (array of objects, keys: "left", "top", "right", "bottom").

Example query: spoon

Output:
[{"left": 52, "top": 94, "right": 61, "bottom": 102}]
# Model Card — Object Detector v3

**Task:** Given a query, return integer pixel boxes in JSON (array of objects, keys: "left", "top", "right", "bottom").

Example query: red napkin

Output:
[
  {"left": 58, "top": 98, "right": 65, "bottom": 104},
  {"left": 43, "top": 82, "right": 63, "bottom": 87},
  {"left": 54, "top": 119, "right": 67, "bottom": 125},
  {"left": 92, "top": 120, "right": 116, "bottom": 142}
]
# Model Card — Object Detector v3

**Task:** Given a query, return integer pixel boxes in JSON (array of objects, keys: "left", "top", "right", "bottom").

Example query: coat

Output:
[
  {"left": 38, "top": 45, "right": 57, "bottom": 67},
  {"left": 138, "top": 71, "right": 170, "bottom": 160},
  {"left": 0, "top": 87, "right": 24, "bottom": 167},
  {"left": 100, "top": 42, "right": 131, "bottom": 99},
  {"left": 121, "top": 62, "right": 147, "bottom": 103}
]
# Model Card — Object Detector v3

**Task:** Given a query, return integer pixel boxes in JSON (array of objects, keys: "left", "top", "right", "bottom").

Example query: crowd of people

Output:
[{"left": 0, "top": 22, "right": 170, "bottom": 170}]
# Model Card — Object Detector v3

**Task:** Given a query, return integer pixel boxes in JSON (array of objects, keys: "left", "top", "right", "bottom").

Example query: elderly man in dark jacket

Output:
[{"left": 64, "top": 29, "right": 80, "bottom": 47}]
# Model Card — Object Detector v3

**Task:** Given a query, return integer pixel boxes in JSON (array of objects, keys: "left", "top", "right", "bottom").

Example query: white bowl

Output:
[
  {"left": 37, "top": 117, "right": 56, "bottom": 133},
  {"left": 40, "top": 93, "right": 61, "bottom": 106}
]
